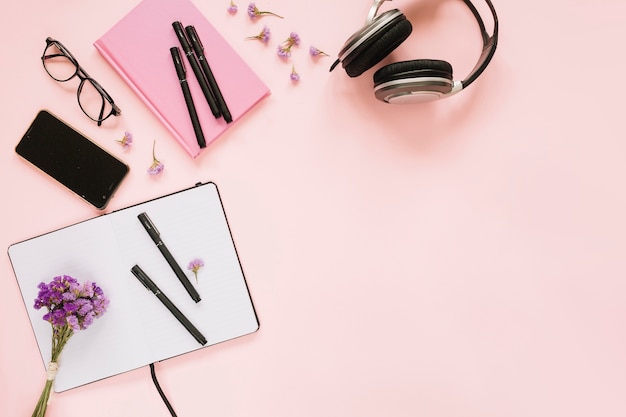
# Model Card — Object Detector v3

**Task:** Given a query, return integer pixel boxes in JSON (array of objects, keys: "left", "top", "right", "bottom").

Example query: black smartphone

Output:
[{"left": 15, "top": 110, "right": 129, "bottom": 210}]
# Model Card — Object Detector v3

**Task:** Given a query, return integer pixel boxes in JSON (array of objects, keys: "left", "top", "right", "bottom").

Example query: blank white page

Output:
[{"left": 8, "top": 183, "right": 259, "bottom": 392}]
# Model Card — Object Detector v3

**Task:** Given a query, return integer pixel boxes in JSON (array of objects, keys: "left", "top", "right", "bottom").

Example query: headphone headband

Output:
[
  {"left": 334, "top": 9, "right": 404, "bottom": 69},
  {"left": 458, "top": 0, "right": 499, "bottom": 88},
  {"left": 365, "top": 0, "right": 390, "bottom": 24}
]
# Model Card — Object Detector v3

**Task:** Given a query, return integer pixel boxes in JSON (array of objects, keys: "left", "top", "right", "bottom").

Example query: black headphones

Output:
[{"left": 329, "top": 0, "right": 499, "bottom": 103}]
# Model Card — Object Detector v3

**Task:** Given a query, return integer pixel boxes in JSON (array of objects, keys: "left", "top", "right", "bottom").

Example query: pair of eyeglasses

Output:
[{"left": 41, "top": 37, "right": 121, "bottom": 126}]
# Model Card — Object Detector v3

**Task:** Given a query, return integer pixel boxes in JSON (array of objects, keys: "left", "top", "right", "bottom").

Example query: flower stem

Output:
[
  {"left": 31, "top": 380, "right": 54, "bottom": 417},
  {"left": 31, "top": 325, "right": 73, "bottom": 417},
  {"left": 260, "top": 11, "right": 283, "bottom": 18}
]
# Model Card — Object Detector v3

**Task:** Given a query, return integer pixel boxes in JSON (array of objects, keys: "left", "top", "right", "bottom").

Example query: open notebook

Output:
[
  {"left": 8, "top": 183, "right": 259, "bottom": 392},
  {"left": 94, "top": 0, "right": 270, "bottom": 158}
]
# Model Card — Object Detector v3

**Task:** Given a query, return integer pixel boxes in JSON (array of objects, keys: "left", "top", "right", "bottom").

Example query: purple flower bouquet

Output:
[{"left": 31, "top": 275, "right": 109, "bottom": 417}]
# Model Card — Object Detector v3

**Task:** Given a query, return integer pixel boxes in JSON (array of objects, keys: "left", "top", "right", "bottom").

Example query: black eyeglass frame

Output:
[{"left": 41, "top": 37, "right": 121, "bottom": 126}]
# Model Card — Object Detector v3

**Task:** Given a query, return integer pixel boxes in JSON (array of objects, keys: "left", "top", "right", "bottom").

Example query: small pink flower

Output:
[
  {"left": 116, "top": 131, "right": 133, "bottom": 149},
  {"left": 287, "top": 32, "right": 300, "bottom": 46},
  {"left": 246, "top": 25, "right": 271, "bottom": 44},
  {"left": 277, "top": 44, "right": 291, "bottom": 58},
  {"left": 247, "top": 2, "right": 283, "bottom": 19},
  {"left": 227, "top": 0, "right": 238, "bottom": 14},
  {"left": 187, "top": 258, "right": 205, "bottom": 283},
  {"left": 148, "top": 141, "right": 164, "bottom": 175},
  {"left": 290, "top": 65, "right": 300, "bottom": 82},
  {"left": 277, "top": 32, "right": 300, "bottom": 59},
  {"left": 309, "top": 46, "right": 329, "bottom": 58}
]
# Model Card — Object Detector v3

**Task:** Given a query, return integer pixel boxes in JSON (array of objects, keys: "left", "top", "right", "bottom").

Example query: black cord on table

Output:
[{"left": 150, "top": 362, "right": 178, "bottom": 417}]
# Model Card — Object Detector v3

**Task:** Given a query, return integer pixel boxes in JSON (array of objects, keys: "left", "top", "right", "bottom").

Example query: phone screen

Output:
[{"left": 15, "top": 110, "right": 129, "bottom": 210}]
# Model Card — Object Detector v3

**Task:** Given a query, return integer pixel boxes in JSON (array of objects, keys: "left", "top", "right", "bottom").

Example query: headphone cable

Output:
[{"left": 149, "top": 362, "right": 178, "bottom": 417}]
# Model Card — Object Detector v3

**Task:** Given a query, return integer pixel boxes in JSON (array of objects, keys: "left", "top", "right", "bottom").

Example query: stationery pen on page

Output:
[
  {"left": 185, "top": 25, "right": 233, "bottom": 123},
  {"left": 137, "top": 211, "right": 202, "bottom": 302},
  {"left": 131, "top": 265, "right": 207, "bottom": 346},
  {"left": 172, "top": 21, "right": 221, "bottom": 118},
  {"left": 170, "top": 46, "right": 207, "bottom": 148}
]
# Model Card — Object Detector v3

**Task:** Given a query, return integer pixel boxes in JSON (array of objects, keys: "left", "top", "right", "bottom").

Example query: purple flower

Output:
[
  {"left": 290, "top": 65, "right": 300, "bottom": 82},
  {"left": 277, "top": 32, "right": 300, "bottom": 59},
  {"left": 309, "top": 46, "right": 329, "bottom": 58},
  {"left": 82, "top": 312, "right": 95, "bottom": 329},
  {"left": 148, "top": 141, "right": 164, "bottom": 175},
  {"left": 32, "top": 276, "right": 109, "bottom": 416},
  {"left": 247, "top": 2, "right": 283, "bottom": 19},
  {"left": 76, "top": 299, "right": 93, "bottom": 316},
  {"left": 187, "top": 258, "right": 205, "bottom": 283},
  {"left": 116, "top": 131, "right": 133, "bottom": 149},
  {"left": 93, "top": 297, "right": 109, "bottom": 316},
  {"left": 66, "top": 315, "right": 80, "bottom": 331},
  {"left": 81, "top": 281, "right": 95, "bottom": 298},
  {"left": 288, "top": 32, "right": 300, "bottom": 46},
  {"left": 149, "top": 161, "right": 164, "bottom": 175},
  {"left": 34, "top": 275, "right": 109, "bottom": 332},
  {"left": 42, "top": 311, "right": 53, "bottom": 325},
  {"left": 35, "top": 275, "right": 76, "bottom": 311},
  {"left": 277, "top": 44, "right": 291, "bottom": 58},
  {"left": 62, "top": 291, "right": 76, "bottom": 302},
  {"left": 227, "top": 0, "right": 238, "bottom": 14},
  {"left": 48, "top": 309, "right": 63, "bottom": 327},
  {"left": 246, "top": 25, "right": 271, "bottom": 44},
  {"left": 63, "top": 302, "right": 78, "bottom": 314}
]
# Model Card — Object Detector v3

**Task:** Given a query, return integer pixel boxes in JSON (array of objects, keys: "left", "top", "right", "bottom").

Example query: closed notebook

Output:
[
  {"left": 94, "top": 0, "right": 270, "bottom": 158},
  {"left": 8, "top": 182, "right": 259, "bottom": 392}
]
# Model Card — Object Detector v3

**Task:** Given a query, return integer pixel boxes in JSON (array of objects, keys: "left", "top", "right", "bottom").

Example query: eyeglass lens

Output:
[{"left": 42, "top": 40, "right": 118, "bottom": 124}]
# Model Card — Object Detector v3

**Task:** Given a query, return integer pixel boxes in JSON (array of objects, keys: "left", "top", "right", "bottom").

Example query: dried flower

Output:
[
  {"left": 287, "top": 32, "right": 301, "bottom": 47},
  {"left": 116, "top": 131, "right": 133, "bottom": 149},
  {"left": 246, "top": 25, "right": 271, "bottom": 44},
  {"left": 277, "top": 32, "right": 300, "bottom": 59},
  {"left": 309, "top": 46, "right": 329, "bottom": 58},
  {"left": 247, "top": 2, "right": 283, "bottom": 19},
  {"left": 290, "top": 65, "right": 300, "bottom": 82},
  {"left": 277, "top": 44, "right": 291, "bottom": 58},
  {"left": 227, "top": 0, "right": 238, "bottom": 14},
  {"left": 187, "top": 258, "right": 205, "bottom": 283},
  {"left": 148, "top": 141, "right": 164, "bottom": 175},
  {"left": 31, "top": 275, "right": 109, "bottom": 417}
]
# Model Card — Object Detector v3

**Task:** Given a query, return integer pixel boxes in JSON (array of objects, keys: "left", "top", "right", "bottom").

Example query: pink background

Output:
[{"left": 2, "top": 0, "right": 625, "bottom": 416}]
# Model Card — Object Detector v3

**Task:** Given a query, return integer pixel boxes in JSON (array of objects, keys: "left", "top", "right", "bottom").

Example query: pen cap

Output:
[
  {"left": 172, "top": 21, "right": 192, "bottom": 52},
  {"left": 185, "top": 25, "right": 203, "bottom": 54},
  {"left": 170, "top": 47, "right": 186, "bottom": 80},
  {"left": 131, "top": 265, "right": 151, "bottom": 291},
  {"left": 137, "top": 212, "right": 161, "bottom": 243}
]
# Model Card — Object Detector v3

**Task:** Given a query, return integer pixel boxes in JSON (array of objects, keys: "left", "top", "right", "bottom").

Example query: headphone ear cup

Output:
[
  {"left": 373, "top": 59, "right": 455, "bottom": 103},
  {"left": 373, "top": 59, "right": 453, "bottom": 85},
  {"left": 344, "top": 15, "right": 412, "bottom": 78}
]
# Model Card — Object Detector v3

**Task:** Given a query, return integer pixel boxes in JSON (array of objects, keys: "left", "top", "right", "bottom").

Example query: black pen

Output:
[
  {"left": 170, "top": 46, "right": 206, "bottom": 148},
  {"left": 172, "top": 21, "right": 221, "bottom": 119},
  {"left": 137, "top": 211, "right": 201, "bottom": 303},
  {"left": 185, "top": 25, "right": 233, "bottom": 123},
  {"left": 131, "top": 265, "right": 207, "bottom": 346}
]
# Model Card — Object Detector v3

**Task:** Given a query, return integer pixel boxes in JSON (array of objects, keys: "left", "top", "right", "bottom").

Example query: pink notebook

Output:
[{"left": 95, "top": 0, "right": 270, "bottom": 158}]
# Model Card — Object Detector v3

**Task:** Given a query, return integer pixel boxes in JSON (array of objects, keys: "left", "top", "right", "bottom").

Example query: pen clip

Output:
[
  {"left": 185, "top": 25, "right": 203, "bottom": 53},
  {"left": 172, "top": 21, "right": 192, "bottom": 54},
  {"left": 138, "top": 212, "right": 160, "bottom": 236}
]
